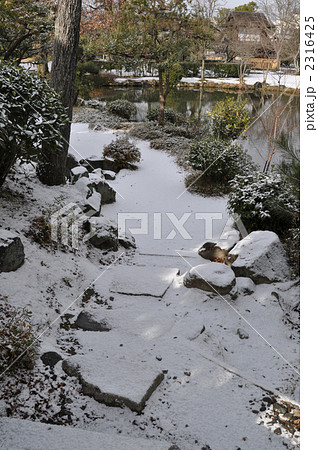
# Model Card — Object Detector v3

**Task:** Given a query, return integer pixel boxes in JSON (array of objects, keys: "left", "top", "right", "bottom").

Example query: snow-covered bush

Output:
[
  {"left": 0, "top": 62, "right": 67, "bottom": 186},
  {"left": 188, "top": 138, "right": 256, "bottom": 184},
  {"left": 0, "top": 302, "right": 39, "bottom": 373},
  {"left": 146, "top": 106, "right": 184, "bottom": 124},
  {"left": 106, "top": 99, "right": 137, "bottom": 120},
  {"left": 0, "top": 62, "right": 68, "bottom": 187},
  {"left": 103, "top": 136, "right": 141, "bottom": 170},
  {"left": 206, "top": 97, "right": 251, "bottom": 141},
  {"left": 228, "top": 172, "right": 300, "bottom": 234}
]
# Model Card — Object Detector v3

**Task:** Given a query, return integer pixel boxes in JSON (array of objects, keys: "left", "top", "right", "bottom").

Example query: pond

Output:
[{"left": 90, "top": 86, "right": 300, "bottom": 168}]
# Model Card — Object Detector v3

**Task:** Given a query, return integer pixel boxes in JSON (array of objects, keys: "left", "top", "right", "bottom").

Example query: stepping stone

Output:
[
  {"left": 110, "top": 266, "right": 179, "bottom": 298},
  {"left": 40, "top": 351, "right": 62, "bottom": 368},
  {"left": 0, "top": 418, "right": 171, "bottom": 449},
  {"left": 62, "top": 354, "right": 164, "bottom": 413},
  {"left": 0, "top": 230, "right": 24, "bottom": 272}
]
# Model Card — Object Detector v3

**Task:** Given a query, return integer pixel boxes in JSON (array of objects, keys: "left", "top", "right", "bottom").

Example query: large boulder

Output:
[
  {"left": 83, "top": 190, "right": 101, "bottom": 217},
  {"left": 184, "top": 262, "right": 236, "bottom": 295},
  {"left": 228, "top": 230, "right": 291, "bottom": 284},
  {"left": 0, "top": 230, "right": 24, "bottom": 272},
  {"left": 70, "top": 166, "right": 89, "bottom": 183}
]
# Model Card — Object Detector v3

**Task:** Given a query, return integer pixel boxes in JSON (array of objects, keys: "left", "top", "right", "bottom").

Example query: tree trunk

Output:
[
  {"left": 0, "top": 144, "right": 19, "bottom": 188},
  {"left": 158, "top": 68, "right": 170, "bottom": 126},
  {"left": 37, "top": 0, "right": 82, "bottom": 186},
  {"left": 201, "top": 42, "right": 206, "bottom": 82}
]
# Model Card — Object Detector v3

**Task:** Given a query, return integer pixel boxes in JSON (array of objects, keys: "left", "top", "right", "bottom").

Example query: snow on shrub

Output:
[
  {"left": 106, "top": 99, "right": 137, "bottom": 120},
  {"left": 0, "top": 62, "right": 67, "bottom": 187},
  {"left": 103, "top": 136, "right": 141, "bottom": 170},
  {"left": 0, "top": 302, "right": 39, "bottom": 373},
  {"left": 188, "top": 138, "right": 256, "bottom": 184},
  {"left": 228, "top": 171, "right": 300, "bottom": 234},
  {"left": 206, "top": 97, "right": 251, "bottom": 141}
]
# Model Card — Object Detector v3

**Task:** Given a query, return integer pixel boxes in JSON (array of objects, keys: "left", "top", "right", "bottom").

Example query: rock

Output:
[
  {"left": 110, "top": 266, "right": 179, "bottom": 298},
  {"left": 80, "top": 157, "right": 118, "bottom": 173},
  {"left": 237, "top": 328, "right": 249, "bottom": 339},
  {"left": 103, "top": 170, "right": 116, "bottom": 181},
  {"left": 236, "top": 277, "right": 255, "bottom": 296},
  {"left": 184, "top": 262, "right": 236, "bottom": 295},
  {"left": 88, "top": 218, "right": 119, "bottom": 251},
  {"left": 228, "top": 231, "right": 291, "bottom": 284},
  {"left": 74, "top": 311, "right": 111, "bottom": 332},
  {"left": 0, "top": 230, "right": 24, "bottom": 272},
  {"left": 88, "top": 173, "right": 116, "bottom": 204},
  {"left": 84, "top": 190, "right": 101, "bottom": 216},
  {"left": 62, "top": 354, "right": 164, "bottom": 413},
  {"left": 40, "top": 351, "right": 63, "bottom": 368},
  {"left": 118, "top": 230, "right": 136, "bottom": 249},
  {"left": 75, "top": 177, "right": 92, "bottom": 197},
  {"left": 71, "top": 166, "right": 89, "bottom": 182}
]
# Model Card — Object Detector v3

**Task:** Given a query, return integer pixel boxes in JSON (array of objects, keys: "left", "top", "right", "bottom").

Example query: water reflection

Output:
[{"left": 91, "top": 87, "right": 299, "bottom": 168}]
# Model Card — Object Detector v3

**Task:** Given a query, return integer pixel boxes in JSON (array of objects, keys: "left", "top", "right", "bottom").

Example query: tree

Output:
[
  {"left": 214, "top": 7, "right": 230, "bottom": 26},
  {"left": 37, "top": 0, "right": 82, "bottom": 186},
  {"left": 0, "top": 62, "right": 67, "bottom": 188},
  {"left": 0, "top": 0, "right": 54, "bottom": 63},
  {"left": 105, "top": 0, "right": 191, "bottom": 125},
  {"left": 257, "top": 0, "right": 300, "bottom": 70},
  {"left": 191, "top": 0, "right": 219, "bottom": 82},
  {"left": 234, "top": 2, "right": 258, "bottom": 12}
]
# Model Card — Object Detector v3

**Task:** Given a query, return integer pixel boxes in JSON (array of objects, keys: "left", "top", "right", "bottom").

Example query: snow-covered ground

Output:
[
  {"left": 0, "top": 124, "right": 299, "bottom": 449},
  {"left": 114, "top": 71, "right": 300, "bottom": 90}
]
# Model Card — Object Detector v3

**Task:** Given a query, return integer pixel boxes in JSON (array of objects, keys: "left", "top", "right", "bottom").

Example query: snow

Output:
[
  {"left": 113, "top": 70, "right": 300, "bottom": 90},
  {"left": 0, "top": 124, "right": 299, "bottom": 449},
  {"left": 184, "top": 262, "right": 236, "bottom": 290},
  {"left": 110, "top": 266, "right": 180, "bottom": 297}
]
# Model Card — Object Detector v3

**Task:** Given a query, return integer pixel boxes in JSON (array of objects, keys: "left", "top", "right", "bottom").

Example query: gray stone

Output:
[
  {"left": 88, "top": 174, "right": 116, "bottom": 204},
  {"left": 62, "top": 354, "right": 164, "bottom": 413},
  {"left": 228, "top": 231, "right": 291, "bottom": 284},
  {"left": 0, "top": 230, "right": 24, "bottom": 272},
  {"left": 88, "top": 218, "right": 118, "bottom": 251},
  {"left": 74, "top": 311, "right": 111, "bottom": 332},
  {"left": 71, "top": 166, "right": 89, "bottom": 182},
  {"left": 84, "top": 190, "right": 101, "bottom": 216},
  {"left": 40, "top": 351, "right": 62, "bottom": 368},
  {"left": 184, "top": 262, "right": 236, "bottom": 295},
  {"left": 66, "top": 154, "right": 78, "bottom": 178}
]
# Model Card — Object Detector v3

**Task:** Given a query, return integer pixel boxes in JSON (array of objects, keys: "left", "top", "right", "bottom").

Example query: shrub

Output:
[
  {"left": 189, "top": 138, "right": 256, "bottom": 184},
  {"left": 228, "top": 171, "right": 299, "bottom": 235},
  {"left": 206, "top": 97, "right": 251, "bottom": 141},
  {"left": 106, "top": 99, "right": 137, "bottom": 120},
  {"left": 180, "top": 61, "right": 200, "bottom": 77},
  {"left": 146, "top": 106, "right": 184, "bottom": 124},
  {"left": 103, "top": 136, "right": 141, "bottom": 170},
  {"left": 0, "top": 62, "right": 68, "bottom": 188},
  {"left": 205, "top": 62, "right": 251, "bottom": 78},
  {"left": 0, "top": 302, "right": 39, "bottom": 373},
  {"left": 77, "top": 61, "right": 100, "bottom": 75}
]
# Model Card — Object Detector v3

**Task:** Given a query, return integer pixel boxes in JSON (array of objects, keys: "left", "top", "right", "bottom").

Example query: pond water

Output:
[{"left": 91, "top": 86, "right": 300, "bottom": 168}]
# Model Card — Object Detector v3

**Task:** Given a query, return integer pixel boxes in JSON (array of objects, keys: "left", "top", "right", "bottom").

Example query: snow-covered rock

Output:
[
  {"left": 236, "top": 277, "right": 255, "bottom": 296},
  {"left": 110, "top": 266, "right": 179, "bottom": 298},
  {"left": 71, "top": 166, "right": 89, "bottom": 182},
  {"left": 62, "top": 354, "right": 164, "bottom": 413},
  {"left": 87, "top": 173, "right": 116, "bottom": 204},
  {"left": 0, "top": 230, "right": 24, "bottom": 272},
  {"left": 228, "top": 231, "right": 291, "bottom": 284},
  {"left": 184, "top": 262, "right": 236, "bottom": 295},
  {"left": 102, "top": 170, "right": 116, "bottom": 180},
  {"left": 75, "top": 177, "right": 92, "bottom": 197},
  {"left": 84, "top": 190, "right": 101, "bottom": 216},
  {"left": 74, "top": 310, "right": 112, "bottom": 332},
  {"left": 88, "top": 218, "right": 118, "bottom": 251}
]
